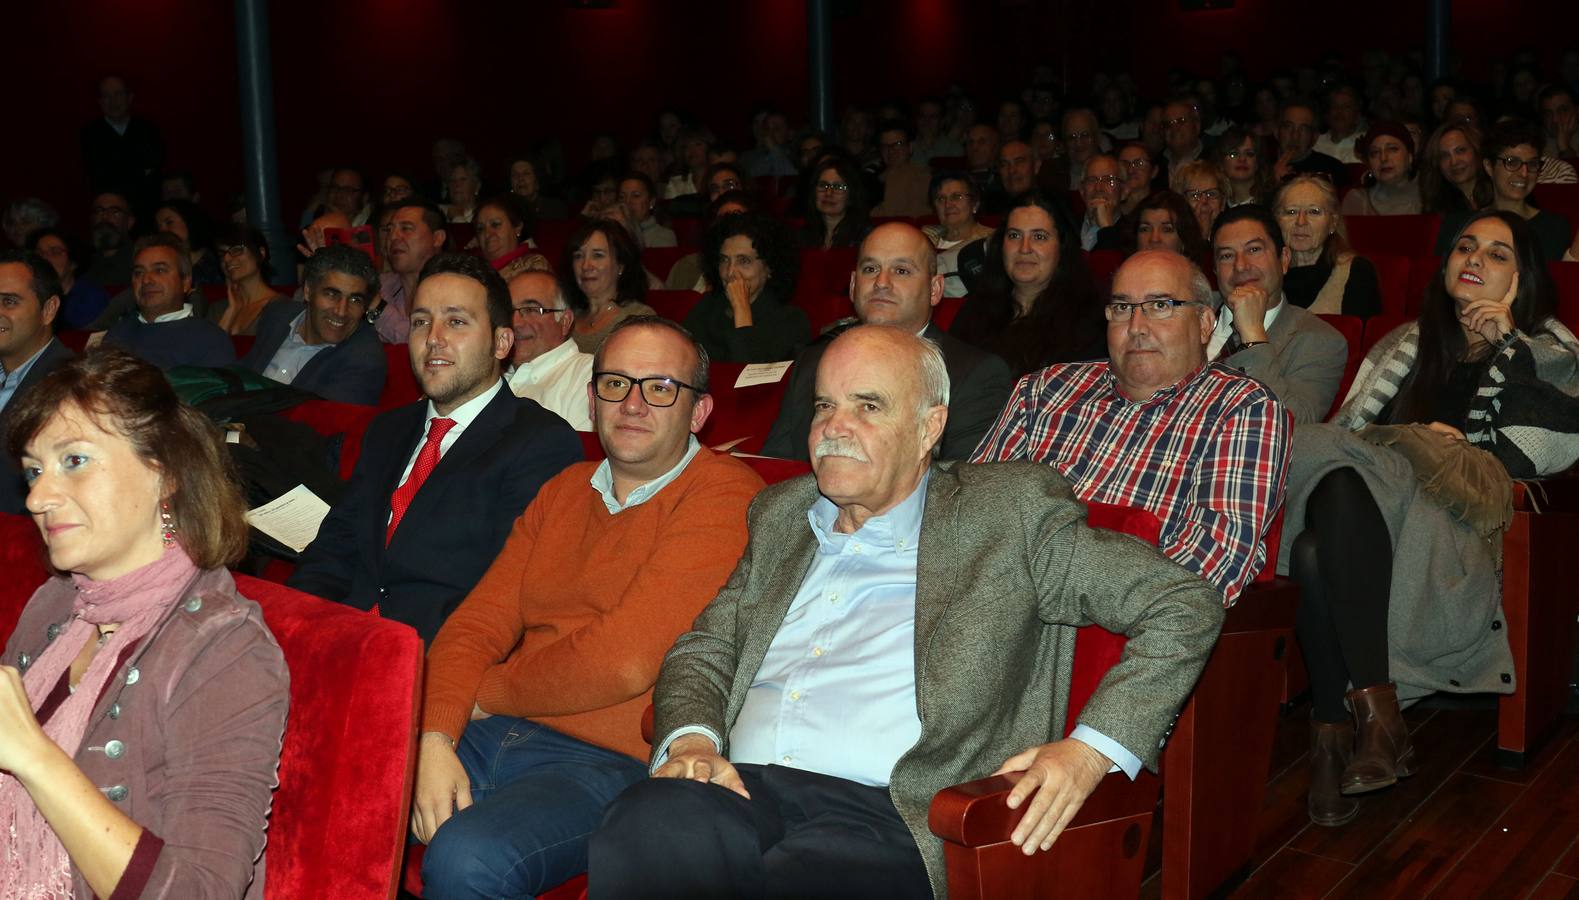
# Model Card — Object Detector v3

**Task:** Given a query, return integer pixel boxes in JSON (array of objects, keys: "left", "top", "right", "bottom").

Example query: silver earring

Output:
[{"left": 160, "top": 501, "right": 176, "bottom": 547}]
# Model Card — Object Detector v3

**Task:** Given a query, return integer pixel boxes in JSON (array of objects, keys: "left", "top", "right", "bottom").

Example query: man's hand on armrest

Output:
[
  {"left": 653, "top": 733, "right": 752, "bottom": 800},
  {"left": 411, "top": 732, "right": 473, "bottom": 844},
  {"left": 992, "top": 738, "right": 1112, "bottom": 855}
]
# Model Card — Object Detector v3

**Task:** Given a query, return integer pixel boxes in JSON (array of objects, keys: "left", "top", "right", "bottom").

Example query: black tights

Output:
[{"left": 1292, "top": 467, "right": 1394, "bottom": 723}]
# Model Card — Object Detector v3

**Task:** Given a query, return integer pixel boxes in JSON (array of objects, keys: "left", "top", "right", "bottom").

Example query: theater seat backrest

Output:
[
  {"left": 0, "top": 514, "right": 49, "bottom": 648},
  {"left": 739, "top": 455, "right": 811, "bottom": 484},
  {"left": 1316, "top": 313, "right": 1366, "bottom": 420},
  {"left": 380, "top": 344, "right": 422, "bottom": 409},
  {"left": 1066, "top": 503, "right": 1163, "bottom": 731},
  {"left": 697, "top": 362, "right": 794, "bottom": 455},
  {"left": 280, "top": 399, "right": 382, "bottom": 480},
  {"left": 933, "top": 296, "right": 965, "bottom": 332},
  {"left": 1369, "top": 253, "right": 1412, "bottom": 318},
  {"left": 645, "top": 289, "right": 704, "bottom": 323},
  {"left": 1345, "top": 214, "right": 1440, "bottom": 258},
  {"left": 234, "top": 574, "right": 422, "bottom": 900},
  {"left": 1550, "top": 261, "right": 1579, "bottom": 331}
]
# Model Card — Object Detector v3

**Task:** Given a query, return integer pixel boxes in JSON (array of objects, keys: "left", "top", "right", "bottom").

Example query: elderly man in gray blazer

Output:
[
  {"left": 589, "top": 325, "right": 1224, "bottom": 900},
  {"left": 1210, "top": 205, "right": 1349, "bottom": 425}
]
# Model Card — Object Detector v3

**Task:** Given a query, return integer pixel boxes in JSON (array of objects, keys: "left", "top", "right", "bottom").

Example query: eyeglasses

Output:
[
  {"left": 1104, "top": 298, "right": 1203, "bottom": 321},
  {"left": 513, "top": 302, "right": 569, "bottom": 317},
  {"left": 218, "top": 245, "right": 252, "bottom": 259},
  {"left": 934, "top": 191, "right": 972, "bottom": 204},
  {"left": 1494, "top": 155, "right": 1543, "bottom": 173},
  {"left": 1121, "top": 157, "right": 1153, "bottom": 170},
  {"left": 1225, "top": 148, "right": 1258, "bottom": 160},
  {"left": 1163, "top": 116, "right": 1193, "bottom": 128},
  {"left": 1082, "top": 175, "right": 1124, "bottom": 188},
  {"left": 592, "top": 371, "right": 702, "bottom": 407},
  {"left": 815, "top": 181, "right": 850, "bottom": 193},
  {"left": 1063, "top": 130, "right": 1094, "bottom": 142},
  {"left": 1185, "top": 189, "right": 1223, "bottom": 202}
]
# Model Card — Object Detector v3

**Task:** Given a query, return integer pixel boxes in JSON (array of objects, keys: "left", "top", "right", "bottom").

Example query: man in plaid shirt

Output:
[{"left": 972, "top": 251, "right": 1291, "bottom": 604}]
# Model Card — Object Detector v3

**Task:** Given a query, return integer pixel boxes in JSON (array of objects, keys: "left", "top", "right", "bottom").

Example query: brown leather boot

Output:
[
  {"left": 1309, "top": 718, "right": 1359, "bottom": 826},
  {"left": 1341, "top": 683, "right": 1417, "bottom": 794}
]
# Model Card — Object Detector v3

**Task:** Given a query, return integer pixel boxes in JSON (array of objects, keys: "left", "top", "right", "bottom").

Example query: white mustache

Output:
[{"left": 813, "top": 436, "right": 870, "bottom": 462}]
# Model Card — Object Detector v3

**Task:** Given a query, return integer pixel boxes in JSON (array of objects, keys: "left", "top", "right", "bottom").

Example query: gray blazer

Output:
[
  {"left": 1221, "top": 299, "right": 1348, "bottom": 425},
  {"left": 651, "top": 460, "right": 1224, "bottom": 899}
]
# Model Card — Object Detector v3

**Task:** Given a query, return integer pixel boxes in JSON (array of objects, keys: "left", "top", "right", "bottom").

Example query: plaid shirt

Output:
[{"left": 971, "top": 361, "right": 1291, "bottom": 605}]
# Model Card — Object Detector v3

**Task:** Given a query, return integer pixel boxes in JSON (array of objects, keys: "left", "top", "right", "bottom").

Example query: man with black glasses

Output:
[
  {"left": 973, "top": 250, "right": 1292, "bottom": 605},
  {"left": 505, "top": 270, "right": 595, "bottom": 430},
  {"left": 411, "top": 315, "right": 764, "bottom": 899}
]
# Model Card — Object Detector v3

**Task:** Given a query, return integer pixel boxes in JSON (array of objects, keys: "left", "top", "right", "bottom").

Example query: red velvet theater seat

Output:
[
  {"left": 931, "top": 503, "right": 1166, "bottom": 900},
  {"left": 0, "top": 513, "right": 48, "bottom": 645},
  {"left": 234, "top": 574, "right": 424, "bottom": 900}
]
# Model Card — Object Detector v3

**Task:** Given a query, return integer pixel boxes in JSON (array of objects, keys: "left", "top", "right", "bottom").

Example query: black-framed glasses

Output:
[
  {"left": 513, "top": 302, "right": 569, "bottom": 317},
  {"left": 1104, "top": 298, "right": 1203, "bottom": 321},
  {"left": 592, "top": 371, "right": 702, "bottom": 407},
  {"left": 1121, "top": 157, "right": 1153, "bottom": 170},
  {"left": 1494, "top": 154, "right": 1543, "bottom": 173}
]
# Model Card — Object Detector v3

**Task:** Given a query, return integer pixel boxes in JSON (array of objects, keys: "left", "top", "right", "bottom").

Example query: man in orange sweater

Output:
[{"left": 410, "top": 316, "right": 764, "bottom": 899}]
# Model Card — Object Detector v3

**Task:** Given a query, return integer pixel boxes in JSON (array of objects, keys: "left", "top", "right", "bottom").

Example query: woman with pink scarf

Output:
[{"left": 0, "top": 348, "right": 287, "bottom": 899}]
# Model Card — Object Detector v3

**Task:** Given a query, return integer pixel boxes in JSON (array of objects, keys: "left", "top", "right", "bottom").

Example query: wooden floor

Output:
[{"left": 1139, "top": 697, "right": 1579, "bottom": 900}]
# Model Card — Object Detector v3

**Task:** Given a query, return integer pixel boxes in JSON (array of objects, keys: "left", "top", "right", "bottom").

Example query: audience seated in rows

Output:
[
  {"left": 1436, "top": 119, "right": 1574, "bottom": 261},
  {"left": 972, "top": 249, "right": 1292, "bottom": 604},
  {"left": 1120, "top": 189, "right": 1207, "bottom": 260},
  {"left": 762, "top": 223, "right": 1011, "bottom": 462},
  {"left": 591, "top": 324, "right": 1226, "bottom": 899},
  {"left": 287, "top": 253, "right": 581, "bottom": 644}
]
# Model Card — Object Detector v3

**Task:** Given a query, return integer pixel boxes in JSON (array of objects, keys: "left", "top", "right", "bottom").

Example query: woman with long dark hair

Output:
[
  {"left": 1285, "top": 210, "right": 1579, "bottom": 829},
  {"left": 798, "top": 155, "right": 872, "bottom": 250},
  {"left": 948, "top": 191, "right": 1107, "bottom": 376}
]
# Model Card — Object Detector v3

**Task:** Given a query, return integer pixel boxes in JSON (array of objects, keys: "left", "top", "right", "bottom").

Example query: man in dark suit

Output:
[
  {"left": 591, "top": 325, "right": 1223, "bottom": 899},
  {"left": 288, "top": 253, "right": 582, "bottom": 643},
  {"left": 762, "top": 222, "right": 1011, "bottom": 461},
  {"left": 242, "top": 245, "right": 387, "bottom": 406},
  {"left": 0, "top": 251, "right": 75, "bottom": 514}
]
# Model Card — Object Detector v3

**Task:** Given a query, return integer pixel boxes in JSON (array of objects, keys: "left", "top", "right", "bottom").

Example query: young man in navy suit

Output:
[{"left": 289, "top": 253, "right": 582, "bottom": 643}]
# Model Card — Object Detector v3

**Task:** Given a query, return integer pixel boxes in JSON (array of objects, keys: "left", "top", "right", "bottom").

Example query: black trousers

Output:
[
  {"left": 1291, "top": 467, "right": 1394, "bottom": 723},
  {"left": 589, "top": 764, "right": 933, "bottom": 900}
]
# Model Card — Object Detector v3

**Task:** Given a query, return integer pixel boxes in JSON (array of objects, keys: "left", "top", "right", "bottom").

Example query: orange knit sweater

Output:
[{"left": 421, "top": 448, "right": 764, "bottom": 760}]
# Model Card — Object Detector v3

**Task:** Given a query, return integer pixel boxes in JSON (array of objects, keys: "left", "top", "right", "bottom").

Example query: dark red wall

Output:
[{"left": 8, "top": 0, "right": 1576, "bottom": 233}]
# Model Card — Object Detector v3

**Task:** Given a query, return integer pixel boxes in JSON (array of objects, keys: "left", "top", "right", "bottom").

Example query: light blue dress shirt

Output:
[
  {"left": 591, "top": 435, "right": 701, "bottom": 514},
  {"left": 656, "top": 472, "right": 1143, "bottom": 782},
  {"left": 0, "top": 341, "right": 50, "bottom": 414}
]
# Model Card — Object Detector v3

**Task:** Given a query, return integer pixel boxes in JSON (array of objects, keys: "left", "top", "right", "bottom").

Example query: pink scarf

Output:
[{"left": 0, "top": 546, "right": 198, "bottom": 898}]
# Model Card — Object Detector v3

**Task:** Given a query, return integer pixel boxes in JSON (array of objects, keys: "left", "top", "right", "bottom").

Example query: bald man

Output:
[
  {"left": 761, "top": 223, "right": 1011, "bottom": 461},
  {"left": 505, "top": 270, "right": 594, "bottom": 431},
  {"left": 592, "top": 325, "right": 1224, "bottom": 900},
  {"left": 973, "top": 250, "right": 1292, "bottom": 605}
]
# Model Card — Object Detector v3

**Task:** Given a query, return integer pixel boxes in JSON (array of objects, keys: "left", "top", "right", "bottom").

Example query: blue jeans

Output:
[{"left": 421, "top": 716, "right": 647, "bottom": 900}]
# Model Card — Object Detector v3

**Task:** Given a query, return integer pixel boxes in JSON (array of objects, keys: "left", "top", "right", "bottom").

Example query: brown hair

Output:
[{"left": 6, "top": 347, "right": 249, "bottom": 569}]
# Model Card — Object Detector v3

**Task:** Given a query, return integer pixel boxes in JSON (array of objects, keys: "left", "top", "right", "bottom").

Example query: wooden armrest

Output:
[{"left": 929, "top": 770, "right": 1161, "bottom": 848}]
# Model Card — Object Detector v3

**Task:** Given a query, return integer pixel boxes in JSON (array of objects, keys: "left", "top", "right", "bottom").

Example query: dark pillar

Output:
[
  {"left": 808, "top": 0, "right": 833, "bottom": 133},
  {"left": 234, "top": 0, "right": 288, "bottom": 265},
  {"left": 1424, "top": 0, "right": 1451, "bottom": 83}
]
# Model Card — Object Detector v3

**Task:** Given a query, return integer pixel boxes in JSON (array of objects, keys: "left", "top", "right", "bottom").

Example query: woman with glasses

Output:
[
  {"left": 683, "top": 211, "right": 808, "bottom": 364},
  {"left": 1212, "top": 127, "right": 1275, "bottom": 208},
  {"left": 1283, "top": 210, "right": 1579, "bottom": 827},
  {"left": 1341, "top": 122, "right": 1422, "bottom": 216},
  {"left": 1419, "top": 123, "right": 1492, "bottom": 215},
  {"left": 1116, "top": 143, "right": 1163, "bottom": 216},
  {"left": 1171, "top": 161, "right": 1227, "bottom": 242},
  {"left": 948, "top": 190, "right": 1106, "bottom": 377},
  {"left": 205, "top": 223, "right": 286, "bottom": 336},
  {"left": 1434, "top": 120, "right": 1574, "bottom": 262},
  {"left": 1274, "top": 176, "right": 1383, "bottom": 317},
  {"left": 29, "top": 228, "right": 111, "bottom": 331},
  {"left": 922, "top": 172, "right": 995, "bottom": 297},
  {"left": 799, "top": 156, "right": 872, "bottom": 250}
]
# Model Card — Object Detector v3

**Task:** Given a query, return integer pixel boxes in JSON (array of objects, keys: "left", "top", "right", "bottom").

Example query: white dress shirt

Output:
[
  {"left": 1208, "top": 292, "right": 1286, "bottom": 360},
  {"left": 393, "top": 379, "right": 504, "bottom": 492},
  {"left": 507, "top": 339, "right": 595, "bottom": 431}
]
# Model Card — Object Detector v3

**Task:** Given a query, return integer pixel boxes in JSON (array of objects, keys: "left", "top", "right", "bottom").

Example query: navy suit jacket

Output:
[
  {"left": 0, "top": 339, "right": 76, "bottom": 514},
  {"left": 287, "top": 383, "right": 582, "bottom": 644},
  {"left": 241, "top": 300, "right": 387, "bottom": 406}
]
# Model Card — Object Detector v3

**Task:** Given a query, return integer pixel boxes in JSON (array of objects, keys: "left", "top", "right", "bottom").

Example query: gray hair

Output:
[
  {"left": 916, "top": 334, "right": 949, "bottom": 413},
  {"left": 1185, "top": 262, "right": 1216, "bottom": 310},
  {"left": 132, "top": 232, "right": 193, "bottom": 280},
  {"left": 3, "top": 198, "right": 59, "bottom": 246},
  {"left": 303, "top": 244, "right": 377, "bottom": 292}
]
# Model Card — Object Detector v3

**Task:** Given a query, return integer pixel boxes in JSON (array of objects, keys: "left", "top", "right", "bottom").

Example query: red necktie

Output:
[{"left": 385, "top": 417, "right": 456, "bottom": 545}]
